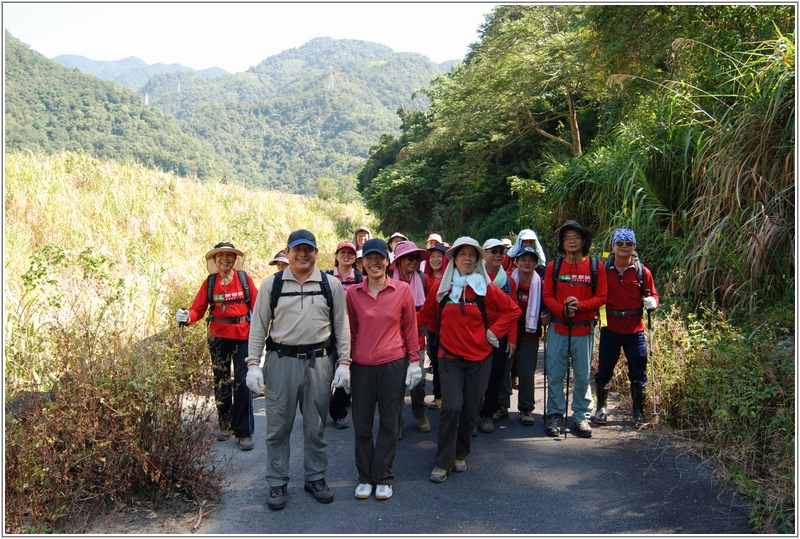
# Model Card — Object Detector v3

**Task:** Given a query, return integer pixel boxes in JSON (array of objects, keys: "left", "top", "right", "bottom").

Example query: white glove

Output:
[
  {"left": 175, "top": 308, "right": 190, "bottom": 325},
  {"left": 643, "top": 296, "right": 658, "bottom": 311},
  {"left": 332, "top": 364, "right": 351, "bottom": 394},
  {"left": 486, "top": 329, "right": 499, "bottom": 348},
  {"left": 246, "top": 364, "right": 264, "bottom": 394},
  {"left": 405, "top": 362, "right": 422, "bottom": 389}
]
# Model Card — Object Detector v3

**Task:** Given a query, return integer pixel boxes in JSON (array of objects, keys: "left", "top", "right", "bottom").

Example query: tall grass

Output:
[{"left": 4, "top": 150, "right": 377, "bottom": 531}]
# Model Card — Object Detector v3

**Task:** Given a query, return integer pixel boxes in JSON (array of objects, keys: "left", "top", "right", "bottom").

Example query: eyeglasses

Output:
[
  {"left": 404, "top": 254, "right": 420, "bottom": 262},
  {"left": 615, "top": 241, "right": 635, "bottom": 247},
  {"left": 488, "top": 248, "right": 505, "bottom": 255},
  {"left": 563, "top": 235, "right": 583, "bottom": 242}
]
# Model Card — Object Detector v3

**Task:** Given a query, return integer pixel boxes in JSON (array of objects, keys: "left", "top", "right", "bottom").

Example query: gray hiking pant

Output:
[{"left": 263, "top": 350, "right": 334, "bottom": 487}]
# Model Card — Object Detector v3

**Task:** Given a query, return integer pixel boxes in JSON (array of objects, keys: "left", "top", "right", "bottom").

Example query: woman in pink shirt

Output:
[{"left": 345, "top": 238, "right": 422, "bottom": 501}]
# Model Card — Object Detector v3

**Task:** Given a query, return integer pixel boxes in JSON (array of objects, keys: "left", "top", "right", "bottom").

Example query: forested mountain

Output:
[
  {"left": 52, "top": 54, "right": 228, "bottom": 91},
  {"left": 6, "top": 34, "right": 447, "bottom": 193},
  {"left": 139, "top": 37, "right": 443, "bottom": 193},
  {"left": 5, "top": 32, "right": 226, "bottom": 179}
]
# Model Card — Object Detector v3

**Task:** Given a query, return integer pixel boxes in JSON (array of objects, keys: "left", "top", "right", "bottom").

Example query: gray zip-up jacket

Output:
[{"left": 246, "top": 266, "right": 351, "bottom": 367}]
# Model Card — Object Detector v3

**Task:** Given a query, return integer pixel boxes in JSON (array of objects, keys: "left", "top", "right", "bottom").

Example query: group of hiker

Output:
[{"left": 174, "top": 220, "right": 659, "bottom": 510}]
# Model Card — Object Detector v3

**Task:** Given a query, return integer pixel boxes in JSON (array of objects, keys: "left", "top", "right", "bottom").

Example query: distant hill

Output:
[
  {"left": 6, "top": 33, "right": 451, "bottom": 194},
  {"left": 52, "top": 54, "right": 228, "bottom": 90},
  {"left": 140, "top": 37, "right": 444, "bottom": 193},
  {"left": 5, "top": 32, "right": 227, "bottom": 180}
]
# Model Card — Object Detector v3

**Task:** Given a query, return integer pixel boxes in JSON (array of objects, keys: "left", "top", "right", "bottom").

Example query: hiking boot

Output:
[
  {"left": 216, "top": 429, "right": 233, "bottom": 442},
  {"left": 238, "top": 436, "right": 254, "bottom": 451},
  {"left": 520, "top": 410, "right": 535, "bottom": 426},
  {"left": 416, "top": 415, "right": 431, "bottom": 433},
  {"left": 429, "top": 467, "right": 450, "bottom": 483},
  {"left": 479, "top": 417, "right": 495, "bottom": 433},
  {"left": 354, "top": 483, "right": 372, "bottom": 499},
  {"left": 267, "top": 485, "right": 287, "bottom": 510},
  {"left": 453, "top": 459, "right": 467, "bottom": 473},
  {"left": 304, "top": 478, "right": 334, "bottom": 503},
  {"left": 572, "top": 419, "right": 593, "bottom": 438},
  {"left": 493, "top": 406, "right": 509, "bottom": 422},
  {"left": 375, "top": 484, "right": 393, "bottom": 500},
  {"left": 631, "top": 385, "right": 649, "bottom": 429},
  {"left": 593, "top": 382, "right": 610, "bottom": 425},
  {"left": 335, "top": 418, "right": 350, "bottom": 429},
  {"left": 428, "top": 398, "right": 442, "bottom": 410},
  {"left": 545, "top": 414, "right": 562, "bottom": 437}
]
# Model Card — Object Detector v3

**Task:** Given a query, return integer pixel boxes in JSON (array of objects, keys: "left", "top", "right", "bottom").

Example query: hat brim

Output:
[
  {"left": 205, "top": 246, "right": 244, "bottom": 260},
  {"left": 207, "top": 254, "right": 244, "bottom": 274},
  {"left": 445, "top": 242, "right": 486, "bottom": 261}
]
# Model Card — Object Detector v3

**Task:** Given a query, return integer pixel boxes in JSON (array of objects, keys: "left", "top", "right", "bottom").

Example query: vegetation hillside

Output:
[
  {"left": 141, "top": 38, "right": 443, "bottom": 193},
  {"left": 4, "top": 32, "right": 227, "bottom": 180},
  {"left": 52, "top": 54, "right": 228, "bottom": 90}
]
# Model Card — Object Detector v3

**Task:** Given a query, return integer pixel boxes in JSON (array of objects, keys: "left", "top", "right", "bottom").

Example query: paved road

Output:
[{"left": 196, "top": 357, "right": 752, "bottom": 535}]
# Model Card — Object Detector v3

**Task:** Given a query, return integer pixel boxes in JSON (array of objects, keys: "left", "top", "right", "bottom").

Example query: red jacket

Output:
[
  {"left": 542, "top": 257, "right": 607, "bottom": 337},
  {"left": 187, "top": 271, "right": 258, "bottom": 340},
  {"left": 605, "top": 263, "right": 659, "bottom": 334},
  {"left": 418, "top": 282, "right": 521, "bottom": 361}
]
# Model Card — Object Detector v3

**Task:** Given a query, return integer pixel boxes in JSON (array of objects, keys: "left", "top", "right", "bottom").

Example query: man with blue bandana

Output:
[{"left": 592, "top": 228, "right": 659, "bottom": 429}]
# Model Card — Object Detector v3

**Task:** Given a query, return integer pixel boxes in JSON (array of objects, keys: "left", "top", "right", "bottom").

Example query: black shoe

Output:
[
  {"left": 545, "top": 414, "right": 562, "bottom": 437},
  {"left": 334, "top": 418, "right": 349, "bottom": 429},
  {"left": 304, "top": 478, "right": 334, "bottom": 503},
  {"left": 267, "top": 485, "right": 287, "bottom": 510}
]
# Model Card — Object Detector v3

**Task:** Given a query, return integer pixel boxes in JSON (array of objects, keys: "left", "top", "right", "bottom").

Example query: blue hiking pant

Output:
[
  {"left": 544, "top": 325, "right": 594, "bottom": 423},
  {"left": 594, "top": 328, "right": 648, "bottom": 389}
]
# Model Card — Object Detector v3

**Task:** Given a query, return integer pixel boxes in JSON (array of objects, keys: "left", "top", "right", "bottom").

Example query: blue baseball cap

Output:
[
  {"left": 361, "top": 238, "right": 389, "bottom": 258},
  {"left": 515, "top": 245, "right": 539, "bottom": 262},
  {"left": 287, "top": 229, "right": 317, "bottom": 248}
]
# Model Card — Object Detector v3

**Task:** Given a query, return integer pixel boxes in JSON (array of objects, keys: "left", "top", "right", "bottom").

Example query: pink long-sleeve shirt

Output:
[{"left": 346, "top": 277, "right": 420, "bottom": 366}]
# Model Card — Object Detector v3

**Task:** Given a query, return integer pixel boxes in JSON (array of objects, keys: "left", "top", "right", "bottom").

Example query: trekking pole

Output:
[
  {"left": 542, "top": 322, "right": 548, "bottom": 420},
  {"left": 178, "top": 322, "right": 186, "bottom": 362},
  {"left": 564, "top": 318, "right": 572, "bottom": 439},
  {"left": 644, "top": 289, "right": 656, "bottom": 416}
]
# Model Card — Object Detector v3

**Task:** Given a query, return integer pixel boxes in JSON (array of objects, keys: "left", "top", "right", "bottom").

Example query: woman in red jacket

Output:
[
  {"left": 417, "top": 237, "right": 520, "bottom": 483},
  {"left": 175, "top": 242, "right": 258, "bottom": 451}
]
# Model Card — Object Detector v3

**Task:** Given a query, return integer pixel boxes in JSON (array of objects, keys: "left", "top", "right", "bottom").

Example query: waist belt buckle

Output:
[
  {"left": 620, "top": 311, "right": 628, "bottom": 317},
  {"left": 296, "top": 351, "right": 308, "bottom": 359}
]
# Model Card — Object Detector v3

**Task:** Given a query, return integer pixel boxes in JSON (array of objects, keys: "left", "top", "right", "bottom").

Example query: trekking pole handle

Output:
[{"left": 644, "top": 289, "right": 653, "bottom": 331}]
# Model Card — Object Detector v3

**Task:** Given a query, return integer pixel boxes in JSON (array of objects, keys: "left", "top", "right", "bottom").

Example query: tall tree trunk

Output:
[{"left": 566, "top": 87, "right": 582, "bottom": 156}]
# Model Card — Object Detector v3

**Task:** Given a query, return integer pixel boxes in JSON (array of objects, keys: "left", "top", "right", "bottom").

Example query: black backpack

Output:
[
  {"left": 269, "top": 270, "right": 337, "bottom": 346},
  {"left": 325, "top": 268, "right": 363, "bottom": 284},
  {"left": 205, "top": 269, "right": 252, "bottom": 323},
  {"left": 605, "top": 251, "right": 645, "bottom": 297}
]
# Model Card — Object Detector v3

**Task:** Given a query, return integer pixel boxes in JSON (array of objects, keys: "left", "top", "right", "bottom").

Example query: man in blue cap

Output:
[
  {"left": 593, "top": 228, "right": 659, "bottom": 429},
  {"left": 245, "top": 229, "right": 352, "bottom": 510}
]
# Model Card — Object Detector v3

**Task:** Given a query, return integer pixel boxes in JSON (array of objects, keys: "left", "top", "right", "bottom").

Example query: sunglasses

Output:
[
  {"left": 615, "top": 241, "right": 635, "bottom": 247},
  {"left": 563, "top": 235, "right": 583, "bottom": 242},
  {"left": 403, "top": 254, "right": 421, "bottom": 262},
  {"left": 488, "top": 248, "right": 505, "bottom": 255}
]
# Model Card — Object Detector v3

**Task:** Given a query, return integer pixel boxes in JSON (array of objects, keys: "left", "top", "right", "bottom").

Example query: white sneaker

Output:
[
  {"left": 453, "top": 459, "right": 467, "bottom": 472},
  {"left": 375, "top": 484, "right": 392, "bottom": 500},
  {"left": 354, "top": 483, "right": 372, "bottom": 499}
]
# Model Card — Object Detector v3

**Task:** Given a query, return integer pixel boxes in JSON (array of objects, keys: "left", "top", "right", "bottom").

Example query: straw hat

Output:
[{"left": 205, "top": 242, "right": 244, "bottom": 274}]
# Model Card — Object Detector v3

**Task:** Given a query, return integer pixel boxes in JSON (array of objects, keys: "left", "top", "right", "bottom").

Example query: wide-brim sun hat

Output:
[
  {"left": 445, "top": 236, "right": 486, "bottom": 261},
  {"left": 388, "top": 232, "right": 409, "bottom": 244},
  {"left": 427, "top": 233, "right": 443, "bottom": 244},
  {"left": 389, "top": 240, "right": 429, "bottom": 269},
  {"left": 557, "top": 220, "right": 593, "bottom": 256},
  {"left": 205, "top": 241, "right": 244, "bottom": 274},
  {"left": 268, "top": 250, "right": 289, "bottom": 266}
]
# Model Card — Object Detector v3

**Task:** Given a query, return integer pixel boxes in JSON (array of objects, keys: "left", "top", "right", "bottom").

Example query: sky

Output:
[{"left": 3, "top": 2, "right": 498, "bottom": 73}]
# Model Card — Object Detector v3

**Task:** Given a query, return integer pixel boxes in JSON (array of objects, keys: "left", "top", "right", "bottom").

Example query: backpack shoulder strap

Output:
[
  {"left": 591, "top": 256, "right": 599, "bottom": 296},
  {"left": 319, "top": 271, "right": 337, "bottom": 346},
  {"left": 634, "top": 258, "right": 645, "bottom": 297},
  {"left": 354, "top": 270, "right": 363, "bottom": 284},
  {"left": 552, "top": 257, "right": 563, "bottom": 297},
  {"left": 270, "top": 270, "right": 284, "bottom": 314},
  {"left": 238, "top": 270, "right": 251, "bottom": 310},
  {"left": 206, "top": 273, "right": 217, "bottom": 307},
  {"left": 325, "top": 269, "right": 335, "bottom": 275}
]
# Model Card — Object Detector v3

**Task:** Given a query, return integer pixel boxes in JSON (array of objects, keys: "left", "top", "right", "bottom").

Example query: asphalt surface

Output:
[{"left": 195, "top": 348, "right": 752, "bottom": 535}]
